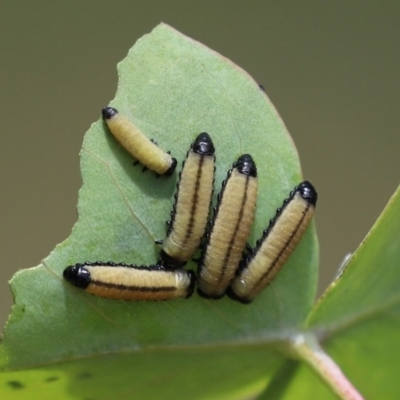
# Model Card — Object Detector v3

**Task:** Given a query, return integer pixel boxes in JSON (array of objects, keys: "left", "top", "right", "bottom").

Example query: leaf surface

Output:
[
  {"left": 0, "top": 24, "right": 319, "bottom": 399},
  {"left": 269, "top": 184, "right": 400, "bottom": 399}
]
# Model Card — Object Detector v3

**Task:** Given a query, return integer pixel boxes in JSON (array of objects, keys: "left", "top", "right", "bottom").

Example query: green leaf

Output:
[
  {"left": 273, "top": 184, "right": 400, "bottom": 399},
  {"left": 307, "top": 184, "right": 400, "bottom": 332},
  {"left": 0, "top": 347, "right": 284, "bottom": 400},
  {"left": 0, "top": 24, "right": 318, "bottom": 399}
]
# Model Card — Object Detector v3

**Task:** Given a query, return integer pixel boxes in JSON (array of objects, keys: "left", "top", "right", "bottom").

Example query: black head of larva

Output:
[
  {"left": 101, "top": 106, "right": 119, "bottom": 120},
  {"left": 163, "top": 157, "right": 178, "bottom": 177},
  {"left": 192, "top": 132, "right": 215, "bottom": 156},
  {"left": 234, "top": 154, "right": 257, "bottom": 177},
  {"left": 158, "top": 250, "right": 187, "bottom": 268},
  {"left": 296, "top": 181, "right": 318, "bottom": 206},
  {"left": 186, "top": 270, "right": 197, "bottom": 299},
  {"left": 63, "top": 265, "right": 91, "bottom": 289}
]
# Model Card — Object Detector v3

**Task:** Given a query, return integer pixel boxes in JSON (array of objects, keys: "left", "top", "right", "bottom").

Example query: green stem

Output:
[{"left": 287, "top": 332, "right": 364, "bottom": 400}]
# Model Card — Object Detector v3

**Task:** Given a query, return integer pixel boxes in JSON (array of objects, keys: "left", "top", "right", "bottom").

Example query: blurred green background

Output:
[{"left": 1, "top": 2, "right": 399, "bottom": 330}]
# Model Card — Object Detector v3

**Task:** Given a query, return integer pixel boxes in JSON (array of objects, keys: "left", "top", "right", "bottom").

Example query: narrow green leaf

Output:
[
  {"left": 290, "top": 184, "right": 400, "bottom": 399},
  {"left": 308, "top": 184, "right": 400, "bottom": 332},
  {"left": 0, "top": 24, "right": 318, "bottom": 399}
]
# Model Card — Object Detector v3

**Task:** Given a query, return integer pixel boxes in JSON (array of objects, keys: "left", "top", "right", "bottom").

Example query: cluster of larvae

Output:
[{"left": 63, "top": 107, "right": 317, "bottom": 304}]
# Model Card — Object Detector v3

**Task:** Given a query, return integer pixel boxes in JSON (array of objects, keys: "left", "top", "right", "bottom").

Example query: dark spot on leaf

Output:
[
  {"left": 45, "top": 376, "right": 59, "bottom": 382},
  {"left": 76, "top": 372, "right": 92, "bottom": 379},
  {"left": 7, "top": 381, "right": 25, "bottom": 389}
]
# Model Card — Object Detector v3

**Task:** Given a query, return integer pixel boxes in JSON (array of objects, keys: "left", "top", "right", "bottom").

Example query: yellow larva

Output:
[
  {"left": 197, "top": 154, "right": 258, "bottom": 299},
  {"left": 63, "top": 262, "right": 195, "bottom": 301},
  {"left": 102, "top": 107, "right": 177, "bottom": 176},
  {"left": 228, "top": 181, "right": 318, "bottom": 303},
  {"left": 160, "top": 132, "right": 215, "bottom": 267}
]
